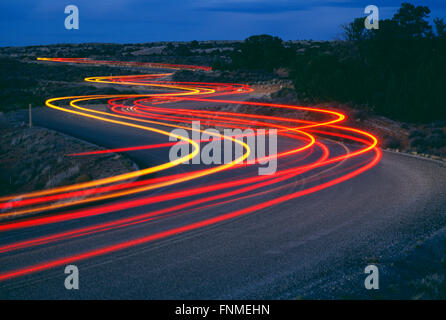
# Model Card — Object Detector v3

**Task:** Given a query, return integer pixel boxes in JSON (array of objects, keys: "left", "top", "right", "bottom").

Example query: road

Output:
[{"left": 1, "top": 58, "right": 445, "bottom": 299}]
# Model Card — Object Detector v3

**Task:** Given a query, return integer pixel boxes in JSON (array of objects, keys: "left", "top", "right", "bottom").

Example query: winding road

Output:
[{"left": 1, "top": 58, "right": 445, "bottom": 299}]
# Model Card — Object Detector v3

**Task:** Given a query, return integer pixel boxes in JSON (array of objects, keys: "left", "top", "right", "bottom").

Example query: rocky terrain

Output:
[{"left": 0, "top": 111, "right": 136, "bottom": 197}]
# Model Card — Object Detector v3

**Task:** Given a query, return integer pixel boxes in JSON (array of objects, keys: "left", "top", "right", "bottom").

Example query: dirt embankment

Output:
[{"left": 0, "top": 111, "right": 136, "bottom": 197}]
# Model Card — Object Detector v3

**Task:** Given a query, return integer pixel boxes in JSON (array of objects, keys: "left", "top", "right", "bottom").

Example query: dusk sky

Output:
[{"left": 1, "top": 0, "right": 446, "bottom": 46}]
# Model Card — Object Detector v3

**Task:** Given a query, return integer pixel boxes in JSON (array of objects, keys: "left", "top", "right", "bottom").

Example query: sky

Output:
[{"left": 1, "top": 0, "right": 446, "bottom": 46}]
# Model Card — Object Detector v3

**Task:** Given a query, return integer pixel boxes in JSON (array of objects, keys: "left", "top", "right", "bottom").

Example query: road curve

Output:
[{"left": 0, "top": 58, "right": 445, "bottom": 299}]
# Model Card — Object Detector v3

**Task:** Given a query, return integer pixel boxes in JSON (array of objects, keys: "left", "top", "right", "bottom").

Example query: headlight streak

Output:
[{"left": 0, "top": 58, "right": 381, "bottom": 282}]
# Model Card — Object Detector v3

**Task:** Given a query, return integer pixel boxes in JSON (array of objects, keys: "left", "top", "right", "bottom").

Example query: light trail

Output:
[{"left": 0, "top": 57, "right": 381, "bottom": 282}]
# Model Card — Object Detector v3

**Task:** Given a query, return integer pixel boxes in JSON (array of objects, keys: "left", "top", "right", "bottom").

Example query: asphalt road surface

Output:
[{"left": 1, "top": 104, "right": 446, "bottom": 299}]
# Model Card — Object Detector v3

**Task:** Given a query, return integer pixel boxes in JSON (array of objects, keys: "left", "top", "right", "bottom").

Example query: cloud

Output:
[
  {"left": 194, "top": 0, "right": 314, "bottom": 13},
  {"left": 192, "top": 0, "right": 437, "bottom": 14},
  {"left": 1, "top": 0, "right": 445, "bottom": 46}
]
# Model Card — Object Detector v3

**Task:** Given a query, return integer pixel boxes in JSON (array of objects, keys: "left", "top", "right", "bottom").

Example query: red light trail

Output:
[{"left": 0, "top": 57, "right": 381, "bottom": 282}]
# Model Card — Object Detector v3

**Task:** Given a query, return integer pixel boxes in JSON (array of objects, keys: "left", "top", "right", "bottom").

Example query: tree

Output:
[
  {"left": 434, "top": 18, "right": 446, "bottom": 38},
  {"left": 190, "top": 40, "right": 200, "bottom": 49},
  {"left": 231, "top": 35, "right": 293, "bottom": 71},
  {"left": 392, "top": 2, "right": 433, "bottom": 38},
  {"left": 306, "top": 2, "right": 446, "bottom": 123},
  {"left": 342, "top": 18, "right": 370, "bottom": 41}
]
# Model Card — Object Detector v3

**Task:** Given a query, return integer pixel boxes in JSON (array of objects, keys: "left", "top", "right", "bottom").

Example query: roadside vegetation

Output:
[
  {"left": 0, "top": 57, "right": 142, "bottom": 112},
  {"left": 213, "top": 3, "right": 446, "bottom": 124},
  {"left": 0, "top": 112, "right": 135, "bottom": 198},
  {"left": 211, "top": 2, "right": 446, "bottom": 156}
]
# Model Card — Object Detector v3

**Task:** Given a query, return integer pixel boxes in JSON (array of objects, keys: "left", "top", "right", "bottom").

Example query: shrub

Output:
[
  {"left": 409, "top": 129, "right": 426, "bottom": 139},
  {"left": 384, "top": 136, "right": 402, "bottom": 149}
]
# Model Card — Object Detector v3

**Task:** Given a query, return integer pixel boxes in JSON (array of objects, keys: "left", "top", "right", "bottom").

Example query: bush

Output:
[
  {"left": 230, "top": 35, "right": 294, "bottom": 72},
  {"left": 384, "top": 136, "right": 402, "bottom": 149},
  {"left": 409, "top": 129, "right": 426, "bottom": 139},
  {"left": 410, "top": 137, "right": 425, "bottom": 148},
  {"left": 425, "top": 133, "right": 446, "bottom": 148},
  {"left": 431, "top": 128, "right": 444, "bottom": 135}
]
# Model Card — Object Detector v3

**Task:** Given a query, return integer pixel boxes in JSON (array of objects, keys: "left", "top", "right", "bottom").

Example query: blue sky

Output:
[{"left": 1, "top": 1, "right": 445, "bottom": 46}]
